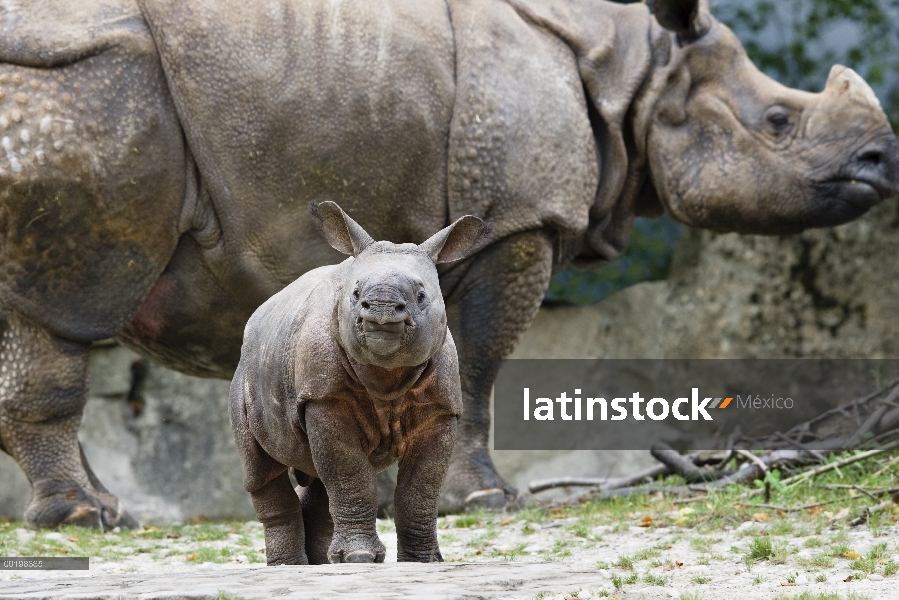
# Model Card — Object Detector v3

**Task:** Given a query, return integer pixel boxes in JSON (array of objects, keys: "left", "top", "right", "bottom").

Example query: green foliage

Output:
[
  {"left": 717, "top": 0, "right": 899, "bottom": 125},
  {"left": 546, "top": 215, "right": 683, "bottom": 305}
]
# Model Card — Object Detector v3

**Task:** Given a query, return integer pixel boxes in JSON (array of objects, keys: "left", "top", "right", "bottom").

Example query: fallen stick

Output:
[
  {"left": 749, "top": 498, "right": 845, "bottom": 513},
  {"left": 847, "top": 405, "right": 889, "bottom": 447},
  {"left": 781, "top": 441, "right": 899, "bottom": 487},
  {"left": 849, "top": 499, "right": 895, "bottom": 527},
  {"left": 773, "top": 431, "right": 826, "bottom": 461},
  {"left": 651, "top": 443, "right": 723, "bottom": 484},
  {"left": 528, "top": 463, "right": 669, "bottom": 494}
]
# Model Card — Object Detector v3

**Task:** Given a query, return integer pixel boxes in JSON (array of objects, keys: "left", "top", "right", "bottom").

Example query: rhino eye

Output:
[
  {"left": 417, "top": 291, "right": 426, "bottom": 304},
  {"left": 765, "top": 108, "right": 792, "bottom": 134},
  {"left": 352, "top": 289, "right": 360, "bottom": 301}
]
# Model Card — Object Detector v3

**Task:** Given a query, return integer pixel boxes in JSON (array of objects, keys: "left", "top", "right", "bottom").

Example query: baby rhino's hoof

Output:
[
  {"left": 326, "top": 534, "right": 387, "bottom": 564},
  {"left": 327, "top": 549, "right": 386, "bottom": 563},
  {"left": 328, "top": 550, "right": 387, "bottom": 564}
]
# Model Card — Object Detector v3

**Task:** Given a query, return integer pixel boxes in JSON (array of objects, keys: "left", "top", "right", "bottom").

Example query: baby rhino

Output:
[{"left": 230, "top": 201, "right": 486, "bottom": 565}]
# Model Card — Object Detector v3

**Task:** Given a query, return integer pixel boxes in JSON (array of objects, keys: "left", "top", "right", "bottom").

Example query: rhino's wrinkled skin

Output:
[
  {"left": 0, "top": 0, "right": 897, "bottom": 529},
  {"left": 232, "top": 202, "right": 484, "bottom": 565}
]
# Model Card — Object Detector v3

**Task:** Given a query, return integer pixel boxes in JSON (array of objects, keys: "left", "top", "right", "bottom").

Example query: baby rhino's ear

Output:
[
  {"left": 419, "top": 215, "right": 489, "bottom": 264},
  {"left": 310, "top": 201, "right": 374, "bottom": 256}
]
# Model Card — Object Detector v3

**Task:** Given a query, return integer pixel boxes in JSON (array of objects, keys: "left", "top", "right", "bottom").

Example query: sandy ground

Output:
[{"left": 0, "top": 510, "right": 897, "bottom": 599}]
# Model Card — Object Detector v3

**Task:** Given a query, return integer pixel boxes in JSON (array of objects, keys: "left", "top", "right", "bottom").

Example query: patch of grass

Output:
[
  {"left": 616, "top": 555, "right": 634, "bottom": 570},
  {"left": 453, "top": 510, "right": 488, "bottom": 529},
  {"left": 632, "top": 546, "right": 661, "bottom": 561},
  {"left": 199, "top": 546, "right": 234, "bottom": 563},
  {"left": 867, "top": 542, "right": 889, "bottom": 560},
  {"left": 830, "top": 542, "right": 851, "bottom": 557},
  {"left": 690, "top": 536, "right": 720, "bottom": 553},
  {"left": 769, "top": 519, "right": 795, "bottom": 536},
  {"left": 746, "top": 536, "right": 775, "bottom": 562},
  {"left": 565, "top": 520, "right": 590, "bottom": 538},
  {"left": 849, "top": 557, "right": 878, "bottom": 574},
  {"left": 550, "top": 539, "right": 572, "bottom": 559},
  {"left": 692, "top": 575, "right": 711, "bottom": 584},
  {"left": 642, "top": 572, "right": 667, "bottom": 586},
  {"left": 486, "top": 543, "right": 527, "bottom": 561}
]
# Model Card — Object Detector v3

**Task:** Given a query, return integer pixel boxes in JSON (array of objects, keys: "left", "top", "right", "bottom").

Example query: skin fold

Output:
[{"left": 0, "top": 0, "right": 897, "bottom": 529}]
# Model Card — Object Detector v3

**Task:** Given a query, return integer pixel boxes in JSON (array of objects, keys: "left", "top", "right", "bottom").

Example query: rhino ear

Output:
[
  {"left": 309, "top": 201, "right": 374, "bottom": 256},
  {"left": 419, "top": 216, "right": 489, "bottom": 264},
  {"left": 646, "top": 0, "right": 711, "bottom": 42}
]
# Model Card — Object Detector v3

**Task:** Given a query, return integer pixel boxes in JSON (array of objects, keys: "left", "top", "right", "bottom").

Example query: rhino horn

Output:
[{"left": 824, "top": 65, "right": 881, "bottom": 109}]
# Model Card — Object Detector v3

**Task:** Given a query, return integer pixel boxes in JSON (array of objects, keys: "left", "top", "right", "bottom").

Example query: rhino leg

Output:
[
  {"left": 296, "top": 478, "right": 333, "bottom": 565},
  {"left": 439, "top": 231, "right": 554, "bottom": 513},
  {"left": 230, "top": 372, "right": 307, "bottom": 565},
  {"left": 250, "top": 471, "right": 308, "bottom": 565},
  {"left": 394, "top": 414, "right": 455, "bottom": 562},
  {"left": 0, "top": 311, "right": 138, "bottom": 530},
  {"left": 304, "top": 403, "right": 385, "bottom": 564}
]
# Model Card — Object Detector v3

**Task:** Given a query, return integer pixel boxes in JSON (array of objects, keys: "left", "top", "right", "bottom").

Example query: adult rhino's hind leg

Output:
[
  {"left": 439, "top": 231, "right": 554, "bottom": 513},
  {"left": 0, "top": 311, "right": 138, "bottom": 530}
]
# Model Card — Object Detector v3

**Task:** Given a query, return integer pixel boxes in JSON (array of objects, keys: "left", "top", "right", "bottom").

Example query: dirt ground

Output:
[{"left": 1, "top": 506, "right": 897, "bottom": 600}]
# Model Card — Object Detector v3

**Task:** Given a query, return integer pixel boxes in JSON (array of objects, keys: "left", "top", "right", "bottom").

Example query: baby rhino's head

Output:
[{"left": 311, "top": 201, "right": 486, "bottom": 369}]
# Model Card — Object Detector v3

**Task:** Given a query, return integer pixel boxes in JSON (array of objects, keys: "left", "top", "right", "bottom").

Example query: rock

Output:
[
  {"left": 666, "top": 589, "right": 681, "bottom": 598},
  {"left": 795, "top": 574, "right": 809, "bottom": 585},
  {"left": 869, "top": 574, "right": 884, "bottom": 581}
]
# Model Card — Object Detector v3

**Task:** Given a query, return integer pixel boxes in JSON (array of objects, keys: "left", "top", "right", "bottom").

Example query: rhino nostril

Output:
[
  {"left": 360, "top": 301, "right": 370, "bottom": 310},
  {"left": 858, "top": 149, "right": 883, "bottom": 166},
  {"left": 395, "top": 303, "right": 406, "bottom": 312}
]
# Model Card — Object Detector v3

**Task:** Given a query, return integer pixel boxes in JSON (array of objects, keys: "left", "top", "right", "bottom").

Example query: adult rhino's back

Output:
[{"left": 140, "top": 0, "right": 458, "bottom": 307}]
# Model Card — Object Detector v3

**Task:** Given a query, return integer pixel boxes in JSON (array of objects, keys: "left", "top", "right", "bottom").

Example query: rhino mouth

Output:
[
  {"left": 357, "top": 319, "right": 415, "bottom": 356},
  {"left": 815, "top": 177, "right": 889, "bottom": 206}
]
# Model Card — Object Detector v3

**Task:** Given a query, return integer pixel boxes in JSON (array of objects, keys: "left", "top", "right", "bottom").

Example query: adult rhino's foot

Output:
[
  {"left": 439, "top": 453, "right": 521, "bottom": 514},
  {"left": 327, "top": 531, "right": 386, "bottom": 564},
  {"left": 25, "top": 482, "right": 139, "bottom": 531}
]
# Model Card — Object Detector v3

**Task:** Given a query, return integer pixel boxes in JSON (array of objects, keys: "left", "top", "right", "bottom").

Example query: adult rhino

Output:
[{"left": 1, "top": 0, "right": 897, "bottom": 530}]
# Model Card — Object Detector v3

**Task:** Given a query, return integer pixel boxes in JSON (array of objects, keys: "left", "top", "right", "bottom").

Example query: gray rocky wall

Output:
[{"left": 1, "top": 200, "right": 897, "bottom": 523}]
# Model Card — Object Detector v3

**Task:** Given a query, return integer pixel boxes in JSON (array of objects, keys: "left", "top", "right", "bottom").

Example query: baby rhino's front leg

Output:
[
  {"left": 305, "top": 403, "right": 386, "bottom": 563},
  {"left": 395, "top": 414, "right": 456, "bottom": 562}
]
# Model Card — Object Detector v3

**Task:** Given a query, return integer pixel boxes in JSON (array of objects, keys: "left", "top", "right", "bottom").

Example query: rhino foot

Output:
[
  {"left": 25, "top": 485, "right": 139, "bottom": 531},
  {"left": 326, "top": 533, "right": 386, "bottom": 564},
  {"left": 439, "top": 457, "right": 522, "bottom": 514}
]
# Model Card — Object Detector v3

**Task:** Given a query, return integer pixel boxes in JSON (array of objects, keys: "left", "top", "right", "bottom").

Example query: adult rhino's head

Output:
[
  {"left": 642, "top": 0, "right": 899, "bottom": 233},
  {"left": 311, "top": 202, "right": 485, "bottom": 369}
]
